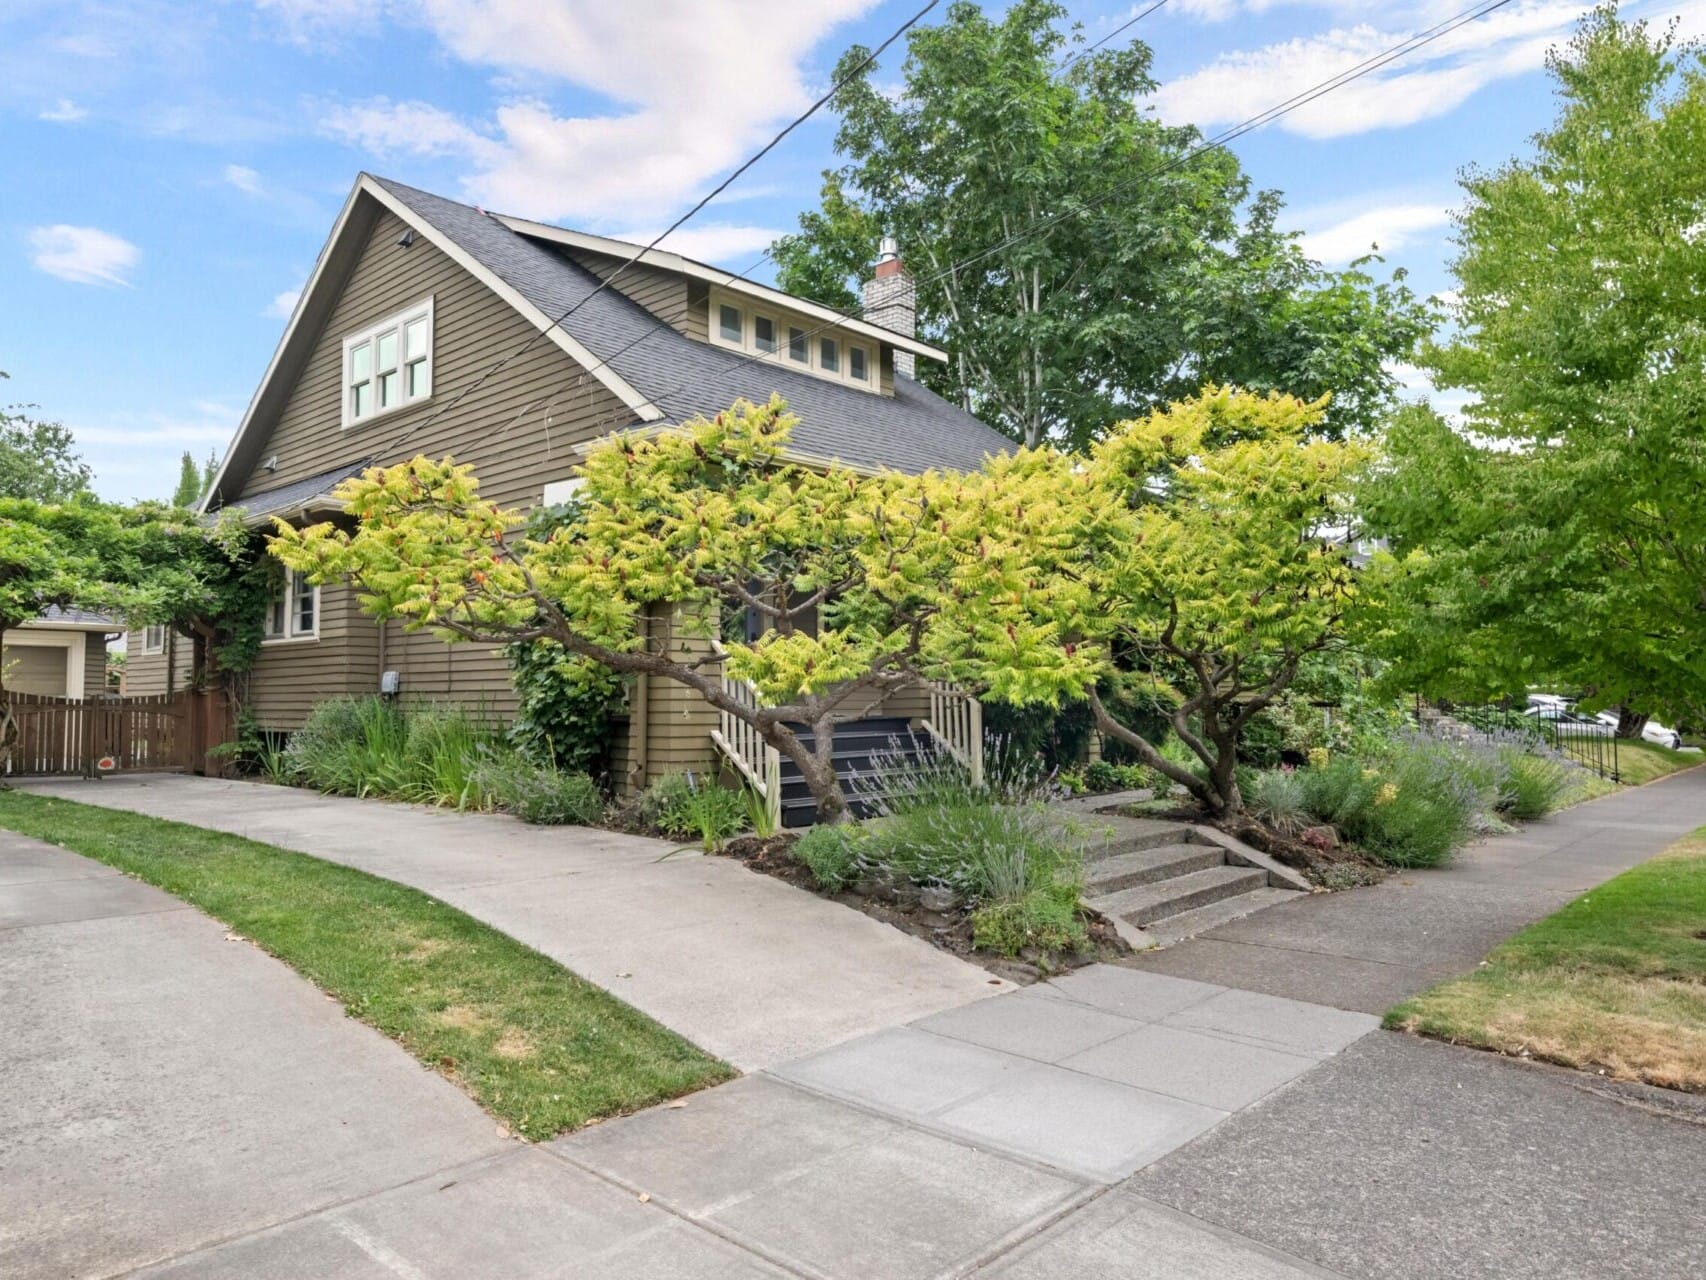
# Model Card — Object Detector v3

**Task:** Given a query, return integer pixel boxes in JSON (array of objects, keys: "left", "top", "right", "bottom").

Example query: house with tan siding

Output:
[{"left": 145, "top": 174, "right": 1010, "bottom": 808}]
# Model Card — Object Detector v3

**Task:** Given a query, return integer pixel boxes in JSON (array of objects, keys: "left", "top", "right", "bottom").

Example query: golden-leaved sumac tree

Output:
[
  {"left": 268, "top": 395, "right": 1081, "bottom": 822},
  {"left": 949, "top": 387, "right": 1374, "bottom": 816}
]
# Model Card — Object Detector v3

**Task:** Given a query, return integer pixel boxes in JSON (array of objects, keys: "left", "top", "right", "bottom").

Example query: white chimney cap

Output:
[{"left": 877, "top": 234, "right": 899, "bottom": 263}]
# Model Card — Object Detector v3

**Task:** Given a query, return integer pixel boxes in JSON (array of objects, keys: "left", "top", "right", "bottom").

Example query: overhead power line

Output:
[
  {"left": 573, "top": 0, "right": 1514, "bottom": 437},
  {"left": 373, "top": 0, "right": 943, "bottom": 462}
]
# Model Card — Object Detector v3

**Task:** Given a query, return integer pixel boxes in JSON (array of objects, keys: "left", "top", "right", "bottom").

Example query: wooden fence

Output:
[{"left": 1, "top": 689, "right": 234, "bottom": 778}]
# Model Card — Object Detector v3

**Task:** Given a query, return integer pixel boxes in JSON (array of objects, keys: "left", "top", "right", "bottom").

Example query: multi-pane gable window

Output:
[
  {"left": 707, "top": 287, "right": 881, "bottom": 393},
  {"left": 344, "top": 297, "right": 433, "bottom": 427},
  {"left": 263, "top": 569, "right": 319, "bottom": 642}
]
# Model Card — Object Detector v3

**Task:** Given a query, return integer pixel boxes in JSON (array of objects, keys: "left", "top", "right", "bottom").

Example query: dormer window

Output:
[
  {"left": 706, "top": 286, "right": 879, "bottom": 393},
  {"left": 343, "top": 297, "right": 433, "bottom": 427},
  {"left": 718, "top": 303, "right": 744, "bottom": 343}
]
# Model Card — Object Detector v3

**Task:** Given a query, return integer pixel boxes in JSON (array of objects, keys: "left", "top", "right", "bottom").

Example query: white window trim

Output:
[
  {"left": 541, "top": 476, "right": 586, "bottom": 507},
  {"left": 262, "top": 571, "right": 321, "bottom": 645},
  {"left": 140, "top": 625, "right": 166, "bottom": 655},
  {"left": 707, "top": 287, "right": 878, "bottom": 393},
  {"left": 342, "top": 295, "right": 434, "bottom": 429}
]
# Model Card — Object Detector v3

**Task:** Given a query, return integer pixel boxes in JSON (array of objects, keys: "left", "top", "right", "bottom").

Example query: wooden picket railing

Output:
[
  {"left": 707, "top": 643, "right": 782, "bottom": 829},
  {"left": 1, "top": 690, "right": 232, "bottom": 778},
  {"left": 923, "top": 680, "right": 984, "bottom": 787}
]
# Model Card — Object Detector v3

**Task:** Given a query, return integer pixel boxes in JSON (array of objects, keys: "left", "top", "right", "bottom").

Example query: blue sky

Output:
[{"left": 2, "top": 0, "right": 1699, "bottom": 500}]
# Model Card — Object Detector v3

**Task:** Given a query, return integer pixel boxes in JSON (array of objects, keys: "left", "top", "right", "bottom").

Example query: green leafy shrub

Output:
[
  {"left": 474, "top": 755, "right": 604, "bottom": 825},
  {"left": 1083, "top": 760, "right": 1151, "bottom": 794},
  {"left": 794, "top": 823, "right": 867, "bottom": 891},
  {"left": 505, "top": 639, "right": 625, "bottom": 778},
  {"left": 971, "top": 883, "right": 1088, "bottom": 958},
  {"left": 1299, "top": 734, "right": 1483, "bottom": 867},
  {"left": 642, "top": 773, "right": 746, "bottom": 848}
]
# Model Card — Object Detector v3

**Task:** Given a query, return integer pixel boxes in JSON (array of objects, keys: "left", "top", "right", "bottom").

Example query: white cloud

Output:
[
  {"left": 265, "top": 287, "right": 302, "bottom": 319},
  {"left": 612, "top": 223, "right": 787, "bottom": 265},
  {"left": 1300, "top": 202, "right": 1450, "bottom": 264},
  {"left": 314, "top": 0, "right": 876, "bottom": 225},
  {"left": 39, "top": 98, "right": 87, "bottom": 123},
  {"left": 69, "top": 403, "right": 238, "bottom": 448},
  {"left": 1154, "top": 1, "right": 1605, "bottom": 138},
  {"left": 28, "top": 224, "right": 140, "bottom": 287},
  {"left": 321, "top": 98, "right": 499, "bottom": 160},
  {"left": 223, "top": 163, "right": 262, "bottom": 194}
]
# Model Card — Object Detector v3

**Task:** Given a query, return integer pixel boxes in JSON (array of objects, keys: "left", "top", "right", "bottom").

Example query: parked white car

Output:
[
  {"left": 1521, "top": 705, "right": 1616, "bottom": 736},
  {"left": 1593, "top": 711, "right": 1683, "bottom": 749}
]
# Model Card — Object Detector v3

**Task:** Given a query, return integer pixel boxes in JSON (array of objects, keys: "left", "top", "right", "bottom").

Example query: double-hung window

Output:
[
  {"left": 264, "top": 570, "right": 319, "bottom": 643},
  {"left": 343, "top": 297, "right": 433, "bottom": 427}
]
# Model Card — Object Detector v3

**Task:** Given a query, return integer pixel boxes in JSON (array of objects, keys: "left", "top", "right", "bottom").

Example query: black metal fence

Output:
[{"left": 1413, "top": 697, "right": 1621, "bottom": 782}]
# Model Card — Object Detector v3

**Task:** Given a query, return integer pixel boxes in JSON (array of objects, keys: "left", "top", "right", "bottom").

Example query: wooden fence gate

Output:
[{"left": 1, "top": 690, "right": 234, "bottom": 778}]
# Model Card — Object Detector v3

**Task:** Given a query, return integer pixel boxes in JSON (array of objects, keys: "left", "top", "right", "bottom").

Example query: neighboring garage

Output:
[{"left": 0, "top": 607, "right": 117, "bottom": 699}]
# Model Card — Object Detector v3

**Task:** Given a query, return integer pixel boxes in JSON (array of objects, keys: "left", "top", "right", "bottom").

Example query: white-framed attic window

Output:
[
  {"left": 707, "top": 287, "right": 877, "bottom": 393},
  {"left": 343, "top": 296, "right": 434, "bottom": 427},
  {"left": 263, "top": 570, "right": 319, "bottom": 643},
  {"left": 141, "top": 625, "right": 166, "bottom": 655}
]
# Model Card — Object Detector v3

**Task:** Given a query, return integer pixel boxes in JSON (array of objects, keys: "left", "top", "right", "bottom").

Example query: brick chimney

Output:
[{"left": 862, "top": 235, "right": 916, "bottom": 380}]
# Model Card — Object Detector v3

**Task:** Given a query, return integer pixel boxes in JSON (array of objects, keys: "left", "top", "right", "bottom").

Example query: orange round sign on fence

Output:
[{"left": 95, "top": 756, "right": 117, "bottom": 773}]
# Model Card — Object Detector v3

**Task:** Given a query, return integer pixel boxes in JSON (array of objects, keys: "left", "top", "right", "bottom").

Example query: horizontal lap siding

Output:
[
  {"left": 246, "top": 584, "right": 373, "bottom": 729},
  {"left": 565, "top": 250, "right": 691, "bottom": 334},
  {"left": 81, "top": 640, "right": 109, "bottom": 698},
  {"left": 234, "top": 208, "right": 642, "bottom": 730},
  {"left": 641, "top": 607, "right": 717, "bottom": 785},
  {"left": 121, "top": 632, "right": 194, "bottom": 697}
]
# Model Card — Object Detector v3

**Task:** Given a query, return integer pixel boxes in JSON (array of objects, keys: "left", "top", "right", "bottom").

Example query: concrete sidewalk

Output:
[
  {"left": 1133, "top": 764, "right": 1706, "bottom": 1011},
  {"left": 17, "top": 774, "right": 1005, "bottom": 1070}
]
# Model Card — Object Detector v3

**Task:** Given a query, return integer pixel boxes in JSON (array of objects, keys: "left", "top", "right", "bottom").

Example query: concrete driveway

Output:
[{"left": 17, "top": 775, "right": 1006, "bottom": 1071}]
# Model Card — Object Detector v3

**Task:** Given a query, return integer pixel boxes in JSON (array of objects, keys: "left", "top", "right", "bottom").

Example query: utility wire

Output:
[
  {"left": 371, "top": 0, "right": 943, "bottom": 462},
  {"left": 1060, "top": 0, "right": 1170, "bottom": 72},
  {"left": 546, "top": 0, "right": 1175, "bottom": 404},
  {"left": 574, "top": 0, "right": 1514, "bottom": 437}
]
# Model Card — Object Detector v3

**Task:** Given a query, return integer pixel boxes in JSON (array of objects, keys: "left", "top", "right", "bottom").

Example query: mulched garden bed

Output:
[{"left": 718, "top": 832, "right": 1131, "bottom": 984}]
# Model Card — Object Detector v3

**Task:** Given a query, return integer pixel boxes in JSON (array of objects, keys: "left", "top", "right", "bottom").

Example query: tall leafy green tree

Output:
[
  {"left": 172, "top": 451, "right": 203, "bottom": 508},
  {"left": 0, "top": 376, "right": 90, "bottom": 501},
  {"left": 770, "top": 0, "right": 1430, "bottom": 449},
  {"left": 1366, "top": 5, "right": 1706, "bottom": 727}
]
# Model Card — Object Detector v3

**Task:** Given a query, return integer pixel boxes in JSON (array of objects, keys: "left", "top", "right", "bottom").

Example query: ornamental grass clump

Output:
[
  {"left": 640, "top": 773, "right": 747, "bottom": 850},
  {"left": 849, "top": 745, "right": 1089, "bottom": 958},
  {"left": 284, "top": 696, "right": 510, "bottom": 811}
]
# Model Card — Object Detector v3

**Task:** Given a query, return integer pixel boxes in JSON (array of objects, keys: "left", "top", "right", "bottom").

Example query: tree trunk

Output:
[
  {"left": 765, "top": 715, "right": 847, "bottom": 824},
  {"left": 1614, "top": 706, "right": 1649, "bottom": 740},
  {"left": 1088, "top": 689, "right": 1218, "bottom": 812}
]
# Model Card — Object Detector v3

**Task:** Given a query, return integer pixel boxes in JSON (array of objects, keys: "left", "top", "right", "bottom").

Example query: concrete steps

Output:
[{"left": 1076, "top": 813, "right": 1302, "bottom": 946}]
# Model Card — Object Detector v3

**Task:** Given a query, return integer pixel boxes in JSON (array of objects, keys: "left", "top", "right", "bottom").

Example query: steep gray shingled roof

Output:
[
  {"left": 224, "top": 461, "right": 370, "bottom": 521},
  {"left": 371, "top": 177, "right": 1014, "bottom": 475}
]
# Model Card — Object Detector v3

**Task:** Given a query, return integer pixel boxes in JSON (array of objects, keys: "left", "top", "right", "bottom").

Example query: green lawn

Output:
[
  {"left": 0, "top": 790, "right": 732, "bottom": 1138},
  {"left": 1387, "top": 827, "right": 1706, "bottom": 1092},
  {"left": 1559, "top": 740, "right": 1700, "bottom": 806}
]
